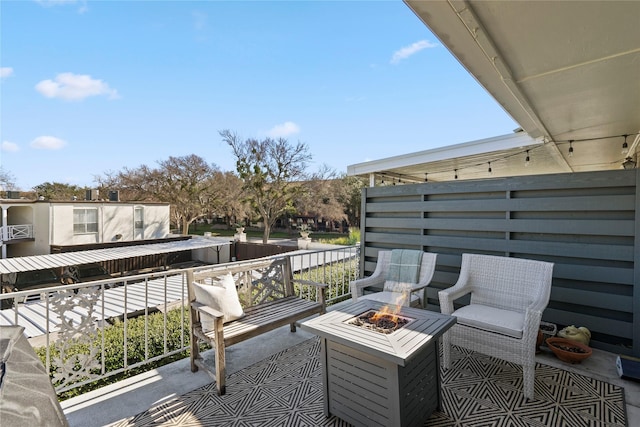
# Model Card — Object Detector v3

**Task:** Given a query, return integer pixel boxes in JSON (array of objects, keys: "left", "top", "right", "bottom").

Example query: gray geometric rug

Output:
[{"left": 112, "top": 338, "right": 627, "bottom": 427}]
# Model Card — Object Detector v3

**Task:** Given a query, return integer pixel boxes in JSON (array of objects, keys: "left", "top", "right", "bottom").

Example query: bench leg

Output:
[
  {"left": 290, "top": 322, "right": 297, "bottom": 332},
  {"left": 190, "top": 329, "right": 199, "bottom": 373},
  {"left": 214, "top": 318, "right": 226, "bottom": 395}
]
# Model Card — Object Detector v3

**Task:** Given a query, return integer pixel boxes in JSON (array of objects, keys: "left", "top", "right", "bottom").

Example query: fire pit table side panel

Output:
[
  {"left": 301, "top": 300, "right": 456, "bottom": 427},
  {"left": 324, "top": 336, "right": 440, "bottom": 427},
  {"left": 326, "top": 340, "right": 401, "bottom": 427}
]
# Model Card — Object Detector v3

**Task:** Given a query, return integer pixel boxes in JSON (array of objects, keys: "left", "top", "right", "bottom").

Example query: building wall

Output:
[
  {"left": 1, "top": 201, "right": 170, "bottom": 257},
  {"left": 50, "top": 203, "right": 170, "bottom": 245},
  {"left": 359, "top": 169, "right": 639, "bottom": 357}
]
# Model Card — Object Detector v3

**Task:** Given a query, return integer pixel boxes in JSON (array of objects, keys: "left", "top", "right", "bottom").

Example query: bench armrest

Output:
[
  {"left": 293, "top": 279, "right": 328, "bottom": 288},
  {"left": 292, "top": 279, "right": 327, "bottom": 313},
  {"left": 191, "top": 301, "right": 224, "bottom": 319}
]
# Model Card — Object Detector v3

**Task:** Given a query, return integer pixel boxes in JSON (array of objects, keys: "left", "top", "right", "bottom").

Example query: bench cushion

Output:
[{"left": 192, "top": 273, "right": 244, "bottom": 330}]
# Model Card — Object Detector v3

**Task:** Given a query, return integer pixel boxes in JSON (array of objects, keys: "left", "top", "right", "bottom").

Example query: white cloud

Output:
[
  {"left": 35, "top": 72, "right": 119, "bottom": 101},
  {"left": 0, "top": 67, "right": 14, "bottom": 79},
  {"left": 1, "top": 141, "right": 19, "bottom": 152},
  {"left": 267, "top": 121, "right": 301, "bottom": 138},
  {"left": 30, "top": 136, "right": 67, "bottom": 150},
  {"left": 390, "top": 40, "right": 438, "bottom": 64}
]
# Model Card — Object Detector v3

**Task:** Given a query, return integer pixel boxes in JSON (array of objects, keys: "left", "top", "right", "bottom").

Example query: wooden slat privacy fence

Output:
[{"left": 359, "top": 169, "right": 639, "bottom": 356}]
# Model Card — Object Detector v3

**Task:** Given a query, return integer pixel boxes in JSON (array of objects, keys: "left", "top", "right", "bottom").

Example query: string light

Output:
[
  {"left": 373, "top": 132, "right": 639, "bottom": 185},
  {"left": 622, "top": 134, "right": 629, "bottom": 155}
]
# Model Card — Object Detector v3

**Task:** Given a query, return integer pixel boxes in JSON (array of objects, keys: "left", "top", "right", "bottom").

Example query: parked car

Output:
[
  {"left": 0, "top": 263, "right": 113, "bottom": 308},
  {"left": 74, "top": 263, "right": 113, "bottom": 283},
  {"left": 1, "top": 268, "right": 61, "bottom": 308}
]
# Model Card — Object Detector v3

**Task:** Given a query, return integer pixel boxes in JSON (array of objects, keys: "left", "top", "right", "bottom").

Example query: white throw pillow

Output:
[{"left": 192, "top": 273, "right": 244, "bottom": 331}]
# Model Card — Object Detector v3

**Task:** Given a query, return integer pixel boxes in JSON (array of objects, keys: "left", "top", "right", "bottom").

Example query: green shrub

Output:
[
  {"left": 35, "top": 308, "right": 191, "bottom": 399},
  {"left": 294, "top": 256, "right": 358, "bottom": 304},
  {"left": 320, "top": 228, "right": 360, "bottom": 246}
]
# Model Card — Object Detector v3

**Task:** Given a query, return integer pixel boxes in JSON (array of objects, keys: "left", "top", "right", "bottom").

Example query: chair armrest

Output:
[
  {"left": 191, "top": 301, "right": 224, "bottom": 319},
  {"left": 410, "top": 282, "right": 430, "bottom": 293},
  {"left": 350, "top": 276, "right": 385, "bottom": 300},
  {"left": 523, "top": 308, "right": 544, "bottom": 344},
  {"left": 438, "top": 282, "right": 472, "bottom": 315}
]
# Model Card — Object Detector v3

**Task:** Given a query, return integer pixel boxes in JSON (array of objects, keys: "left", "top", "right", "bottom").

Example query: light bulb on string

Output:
[
  {"left": 622, "top": 135, "right": 629, "bottom": 155},
  {"left": 454, "top": 169, "right": 458, "bottom": 180},
  {"left": 525, "top": 150, "right": 530, "bottom": 167},
  {"left": 424, "top": 173, "right": 428, "bottom": 182},
  {"left": 488, "top": 162, "right": 492, "bottom": 174},
  {"left": 568, "top": 140, "right": 574, "bottom": 157}
]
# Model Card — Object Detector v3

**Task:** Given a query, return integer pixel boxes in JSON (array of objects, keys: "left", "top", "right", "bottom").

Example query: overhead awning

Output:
[
  {"left": 350, "top": 1, "right": 640, "bottom": 184},
  {"left": 0, "top": 237, "right": 231, "bottom": 275}
]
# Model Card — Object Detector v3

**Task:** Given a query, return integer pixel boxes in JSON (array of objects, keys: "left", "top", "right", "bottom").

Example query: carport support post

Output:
[{"left": 633, "top": 169, "right": 640, "bottom": 357}]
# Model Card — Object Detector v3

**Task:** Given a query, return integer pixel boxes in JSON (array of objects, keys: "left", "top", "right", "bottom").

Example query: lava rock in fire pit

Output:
[{"left": 350, "top": 310, "right": 411, "bottom": 334}]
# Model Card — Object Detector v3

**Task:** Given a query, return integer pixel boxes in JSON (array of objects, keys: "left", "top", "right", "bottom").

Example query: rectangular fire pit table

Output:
[{"left": 300, "top": 300, "right": 456, "bottom": 427}]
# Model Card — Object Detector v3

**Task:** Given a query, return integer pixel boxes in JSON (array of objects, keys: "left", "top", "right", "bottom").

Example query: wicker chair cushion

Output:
[
  {"left": 360, "top": 290, "right": 420, "bottom": 307},
  {"left": 192, "top": 273, "right": 244, "bottom": 330},
  {"left": 452, "top": 304, "right": 524, "bottom": 339}
]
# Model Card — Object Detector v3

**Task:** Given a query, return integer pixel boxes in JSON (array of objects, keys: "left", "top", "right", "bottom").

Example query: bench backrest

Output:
[{"left": 187, "top": 256, "right": 294, "bottom": 308}]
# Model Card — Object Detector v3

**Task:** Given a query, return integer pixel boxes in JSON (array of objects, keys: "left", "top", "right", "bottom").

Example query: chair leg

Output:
[
  {"left": 441, "top": 332, "right": 452, "bottom": 369},
  {"left": 523, "top": 363, "right": 535, "bottom": 401}
]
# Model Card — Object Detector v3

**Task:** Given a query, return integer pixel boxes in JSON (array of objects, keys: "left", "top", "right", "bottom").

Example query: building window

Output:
[
  {"left": 73, "top": 208, "right": 98, "bottom": 234},
  {"left": 134, "top": 206, "right": 144, "bottom": 230}
]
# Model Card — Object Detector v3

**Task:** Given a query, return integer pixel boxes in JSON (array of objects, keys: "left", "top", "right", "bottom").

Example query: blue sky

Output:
[{"left": 1, "top": 0, "right": 517, "bottom": 191}]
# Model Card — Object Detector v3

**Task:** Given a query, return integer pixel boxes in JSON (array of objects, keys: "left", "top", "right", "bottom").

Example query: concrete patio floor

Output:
[{"left": 62, "top": 302, "right": 640, "bottom": 427}]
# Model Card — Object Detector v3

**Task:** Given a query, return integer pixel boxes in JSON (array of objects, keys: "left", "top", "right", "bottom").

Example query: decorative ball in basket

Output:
[
  {"left": 557, "top": 325, "right": 591, "bottom": 345},
  {"left": 546, "top": 337, "right": 592, "bottom": 363}
]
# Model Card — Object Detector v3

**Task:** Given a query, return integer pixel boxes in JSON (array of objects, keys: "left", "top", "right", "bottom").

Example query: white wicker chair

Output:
[
  {"left": 439, "top": 253, "right": 554, "bottom": 400},
  {"left": 350, "top": 250, "right": 437, "bottom": 308}
]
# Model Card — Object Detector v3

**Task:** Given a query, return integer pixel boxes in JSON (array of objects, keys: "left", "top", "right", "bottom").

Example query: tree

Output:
[
  {"left": 336, "top": 175, "right": 365, "bottom": 227},
  {"left": 295, "top": 166, "right": 348, "bottom": 230},
  {"left": 220, "top": 130, "right": 311, "bottom": 243},
  {"left": 32, "top": 182, "right": 87, "bottom": 200},
  {"left": 0, "top": 167, "right": 16, "bottom": 192},
  {"left": 157, "top": 155, "right": 222, "bottom": 234},
  {"left": 97, "top": 155, "right": 221, "bottom": 234},
  {"left": 212, "top": 171, "right": 251, "bottom": 226}
]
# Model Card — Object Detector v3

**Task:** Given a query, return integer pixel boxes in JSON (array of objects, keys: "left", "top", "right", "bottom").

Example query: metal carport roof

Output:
[{"left": 0, "top": 237, "right": 231, "bottom": 275}]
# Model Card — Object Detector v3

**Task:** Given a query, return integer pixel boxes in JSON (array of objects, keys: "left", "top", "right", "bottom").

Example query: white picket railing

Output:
[{"left": 1, "top": 224, "right": 34, "bottom": 241}]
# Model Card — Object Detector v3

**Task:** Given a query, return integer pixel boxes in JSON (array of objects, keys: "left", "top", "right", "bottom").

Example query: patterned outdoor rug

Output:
[{"left": 112, "top": 338, "right": 626, "bottom": 427}]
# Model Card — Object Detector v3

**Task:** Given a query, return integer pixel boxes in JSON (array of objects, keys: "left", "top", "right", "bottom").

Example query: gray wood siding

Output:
[{"left": 359, "top": 169, "right": 639, "bottom": 356}]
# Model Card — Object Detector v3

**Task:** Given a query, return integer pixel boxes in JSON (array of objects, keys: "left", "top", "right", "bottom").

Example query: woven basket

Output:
[{"left": 546, "top": 337, "right": 592, "bottom": 363}]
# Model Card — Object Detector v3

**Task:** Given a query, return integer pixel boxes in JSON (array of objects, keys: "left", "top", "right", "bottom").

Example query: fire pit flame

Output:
[{"left": 370, "top": 304, "right": 398, "bottom": 324}]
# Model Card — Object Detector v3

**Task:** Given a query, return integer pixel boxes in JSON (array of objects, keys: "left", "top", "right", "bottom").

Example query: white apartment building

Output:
[{"left": 1, "top": 193, "right": 170, "bottom": 258}]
